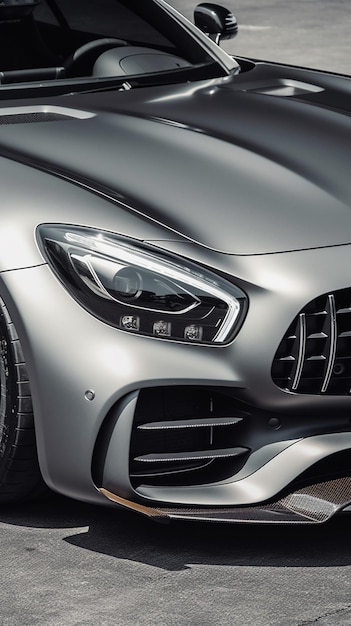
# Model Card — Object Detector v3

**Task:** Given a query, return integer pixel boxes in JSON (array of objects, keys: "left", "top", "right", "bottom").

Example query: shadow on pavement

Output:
[{"left": 0, "top": 494, "right": 350, "bottom": 571}]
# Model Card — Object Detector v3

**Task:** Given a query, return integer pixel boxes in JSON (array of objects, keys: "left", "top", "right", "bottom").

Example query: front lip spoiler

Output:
[
  {"left": 99, "top": 476, "right": 351, "bottom": 524},
  {"left": 99, "top": 488, "right": 170, "bottom": 523}
]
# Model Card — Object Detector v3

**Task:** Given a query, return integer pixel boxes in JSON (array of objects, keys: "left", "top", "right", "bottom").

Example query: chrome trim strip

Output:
[
  {"left": 291, "top": 313, "right": 306, "bottom": 391},
  {"left": 321, "top": 294, "right": 337, "bottom": 393},
  {"left": 138, "top": 417, "right": 243, "bottom": 430},
  {"left": 134, "top": 447, "right": 248, "bottom": 463}
]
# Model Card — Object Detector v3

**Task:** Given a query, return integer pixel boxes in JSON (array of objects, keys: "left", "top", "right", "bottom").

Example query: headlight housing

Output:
[{"left": 37, "top": 225, "right": 247, "bottom": 345}]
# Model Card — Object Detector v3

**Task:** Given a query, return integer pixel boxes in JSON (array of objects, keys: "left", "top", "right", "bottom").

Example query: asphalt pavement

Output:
[
  {"left": 170, "top": 0, "right": 351, "bottom": 74},
  {"left": 1, "top": 495, "right": 351, "bottom": 626}
]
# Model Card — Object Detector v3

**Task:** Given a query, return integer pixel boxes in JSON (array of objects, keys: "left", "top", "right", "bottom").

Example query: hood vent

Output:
[
  {"left": 0, "top": 112, "right": 71, "bottom": 125},
  {"left": 248, "top": 79, "right": 324, "bottom": 98},
  {"left": 0, "top": 105, "right": 95, "bottom": 125}
]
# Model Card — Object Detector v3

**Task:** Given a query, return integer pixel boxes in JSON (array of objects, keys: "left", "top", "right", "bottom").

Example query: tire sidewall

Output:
[{"left": 0, "top": 307, "right": 18, "bottom": 478}]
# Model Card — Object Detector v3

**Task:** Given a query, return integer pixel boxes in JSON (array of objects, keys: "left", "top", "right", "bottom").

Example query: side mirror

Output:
[{"left": 194, "top": 3, "right": 238, "bottom": 45}]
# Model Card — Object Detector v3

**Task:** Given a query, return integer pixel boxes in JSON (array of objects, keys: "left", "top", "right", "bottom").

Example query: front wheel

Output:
[{"left": 0, "top": 297, "right": 47, "bottom": 502}]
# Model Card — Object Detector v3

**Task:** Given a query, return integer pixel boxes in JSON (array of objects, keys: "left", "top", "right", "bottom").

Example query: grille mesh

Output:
[
  {"left": 0, "top": 113, "right": 71, "bottom": 125},
  {"left": 272, "top": 288, "right": 351, "bottom": 395}
]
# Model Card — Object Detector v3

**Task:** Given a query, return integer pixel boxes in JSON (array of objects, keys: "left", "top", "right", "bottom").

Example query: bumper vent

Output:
[
  {"left": 272, "top": 288, "right": 351, "bottom": 395},
  {"left": 130, "top": 388, "right": 249, "bottom": 488}
]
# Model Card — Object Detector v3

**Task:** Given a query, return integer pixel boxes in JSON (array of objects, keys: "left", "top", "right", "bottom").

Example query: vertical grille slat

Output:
[
  {"left": 291, "top": 313, "right": 307, "bottom": 391},
  {"left": 272, "top": 288, "right": 351, "bottom": 395},
  {"left": 321, "top": 295, "right": 337, "bottom": 393}
]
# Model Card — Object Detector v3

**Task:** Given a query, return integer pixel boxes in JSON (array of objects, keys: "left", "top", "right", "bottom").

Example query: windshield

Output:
[{"left": 0, "top": 0, "right": 235, "bottom": 96}]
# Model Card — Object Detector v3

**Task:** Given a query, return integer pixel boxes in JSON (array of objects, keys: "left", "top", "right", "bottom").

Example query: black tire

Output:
[{"left": 0, "top": 297, "right": 48, "bottom": 502}]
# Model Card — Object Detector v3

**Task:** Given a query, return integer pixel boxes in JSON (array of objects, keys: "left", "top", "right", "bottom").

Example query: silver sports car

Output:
[{"left": 1, "top": 0, "right": 351, "bottom": 525}]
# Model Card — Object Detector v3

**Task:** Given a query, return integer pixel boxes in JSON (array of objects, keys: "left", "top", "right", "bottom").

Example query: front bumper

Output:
[{"left": 3, "top": 243, "right": 351, "bottom": 523}]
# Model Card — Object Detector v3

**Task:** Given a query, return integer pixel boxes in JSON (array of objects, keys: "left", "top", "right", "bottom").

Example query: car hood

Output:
[{"left": 0, "top": 64, "right": 350, "bottom": 255}]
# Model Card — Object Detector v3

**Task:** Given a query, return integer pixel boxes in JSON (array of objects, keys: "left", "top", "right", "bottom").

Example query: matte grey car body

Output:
[{"left": 0, "top": 0, "right": 351, "bottom": 524}]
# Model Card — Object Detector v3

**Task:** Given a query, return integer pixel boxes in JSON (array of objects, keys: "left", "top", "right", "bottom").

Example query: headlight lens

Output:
[{"left": 37, "top": 225, "right": 247, "bottom": 345}]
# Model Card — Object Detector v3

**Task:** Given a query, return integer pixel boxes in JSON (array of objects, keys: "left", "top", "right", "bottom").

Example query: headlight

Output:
[{"left": 37, "top": 225, "right": 247, "bottom": 345}]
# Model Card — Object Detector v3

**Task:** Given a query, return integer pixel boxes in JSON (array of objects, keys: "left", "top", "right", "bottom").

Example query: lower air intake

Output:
[{"left": 129, "top": 387, "right": 249, "bottom": 488}]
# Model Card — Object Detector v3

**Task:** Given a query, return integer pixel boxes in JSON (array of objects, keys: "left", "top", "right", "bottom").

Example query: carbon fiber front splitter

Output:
[{"left": 100, "top": 476, "right": 351, "bottom": 524}]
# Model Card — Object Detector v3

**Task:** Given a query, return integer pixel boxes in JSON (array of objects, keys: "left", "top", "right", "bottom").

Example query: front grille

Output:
[
  {"left": 130, "top": 388, "right": 249, "bottom": 488},
  {"left": 272, "top": 288, "right": 351, "bottom": 395}
]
